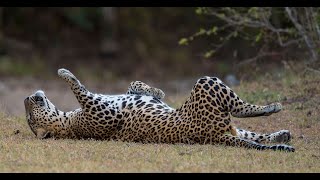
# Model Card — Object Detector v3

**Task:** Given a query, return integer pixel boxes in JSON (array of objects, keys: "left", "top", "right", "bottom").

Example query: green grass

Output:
[{"left": 1, "top": 68, "right": 320, "bottom": 172}]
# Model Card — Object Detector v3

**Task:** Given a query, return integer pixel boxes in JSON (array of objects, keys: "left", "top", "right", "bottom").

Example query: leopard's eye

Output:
[{"left": 35, "top": 96, "right": 45, "bottom": 106}]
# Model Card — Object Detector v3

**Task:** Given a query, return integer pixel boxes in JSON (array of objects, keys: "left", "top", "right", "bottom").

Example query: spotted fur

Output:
[
  {"left": 24, "top": 68, "right": 294, "bottom": 152},
  {"left": 127, "top": 81, "right": 165, "bottom": 99}
]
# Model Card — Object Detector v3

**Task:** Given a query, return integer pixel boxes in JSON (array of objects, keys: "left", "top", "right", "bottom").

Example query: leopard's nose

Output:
[{"left": 35, "top": 90, "right": 44, "bottom": 97}]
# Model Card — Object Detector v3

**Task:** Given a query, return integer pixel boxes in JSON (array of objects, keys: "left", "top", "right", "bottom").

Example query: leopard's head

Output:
[{"left": 24, "top": 90, "right": 58, "bottom": 139}]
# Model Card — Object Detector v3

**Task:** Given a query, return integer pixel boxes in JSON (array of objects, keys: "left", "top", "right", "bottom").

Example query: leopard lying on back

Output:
[{"left": 24, "top": 68, "right": 294, "bottom": 152}]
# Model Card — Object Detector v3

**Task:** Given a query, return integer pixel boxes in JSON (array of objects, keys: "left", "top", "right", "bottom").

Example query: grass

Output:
[{"left": 1, "top": 67, "right": 320, "bottom": 173}]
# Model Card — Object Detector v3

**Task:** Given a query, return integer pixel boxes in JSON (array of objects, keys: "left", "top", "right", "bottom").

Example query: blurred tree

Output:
[
  {"left": 100, "top": 7, "right": 118, "bottom": 56},
  {"left": 0, "top": 7, "right": 207, "bottom": 79},
  {"left": 180, "top": 7, "right": 320, "bottom": 65},
  {"left": 0, "top": 7, "right": 3, "bottom": 55}
]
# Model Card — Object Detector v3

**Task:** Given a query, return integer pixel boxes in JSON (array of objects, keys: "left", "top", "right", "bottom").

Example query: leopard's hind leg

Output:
[
  {"left": 217, "top": 134, "right": 294, "bottom": 152},
  {"left": 199, "top": 76, "right": 283, "bottom": 118},
  {"left": 232, "top": 128, "right": 291, "bottom": 143}
]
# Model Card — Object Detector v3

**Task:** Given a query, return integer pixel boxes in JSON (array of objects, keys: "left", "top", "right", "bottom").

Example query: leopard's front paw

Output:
[{"left": 58, "top": 68, "right": 78, "bottom": 84}]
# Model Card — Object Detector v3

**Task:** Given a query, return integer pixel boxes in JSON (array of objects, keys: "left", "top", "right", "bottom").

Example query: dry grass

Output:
[{"left": 1, "top": 68, "right": 320, "bottom": 173}]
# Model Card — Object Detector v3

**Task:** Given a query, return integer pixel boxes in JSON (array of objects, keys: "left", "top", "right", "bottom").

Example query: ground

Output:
[{"left": 0, "top": 67, "right": 319, "bottom": 172}]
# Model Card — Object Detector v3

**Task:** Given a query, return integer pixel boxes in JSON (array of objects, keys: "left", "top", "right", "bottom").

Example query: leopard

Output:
[{"left": 24, "top": 68, "right": 294, "bottom": 152}]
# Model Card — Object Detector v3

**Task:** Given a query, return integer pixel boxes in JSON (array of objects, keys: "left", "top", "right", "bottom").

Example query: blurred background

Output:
[{"left": 0, "top": 7, "right": 319, "bottom": 116}]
